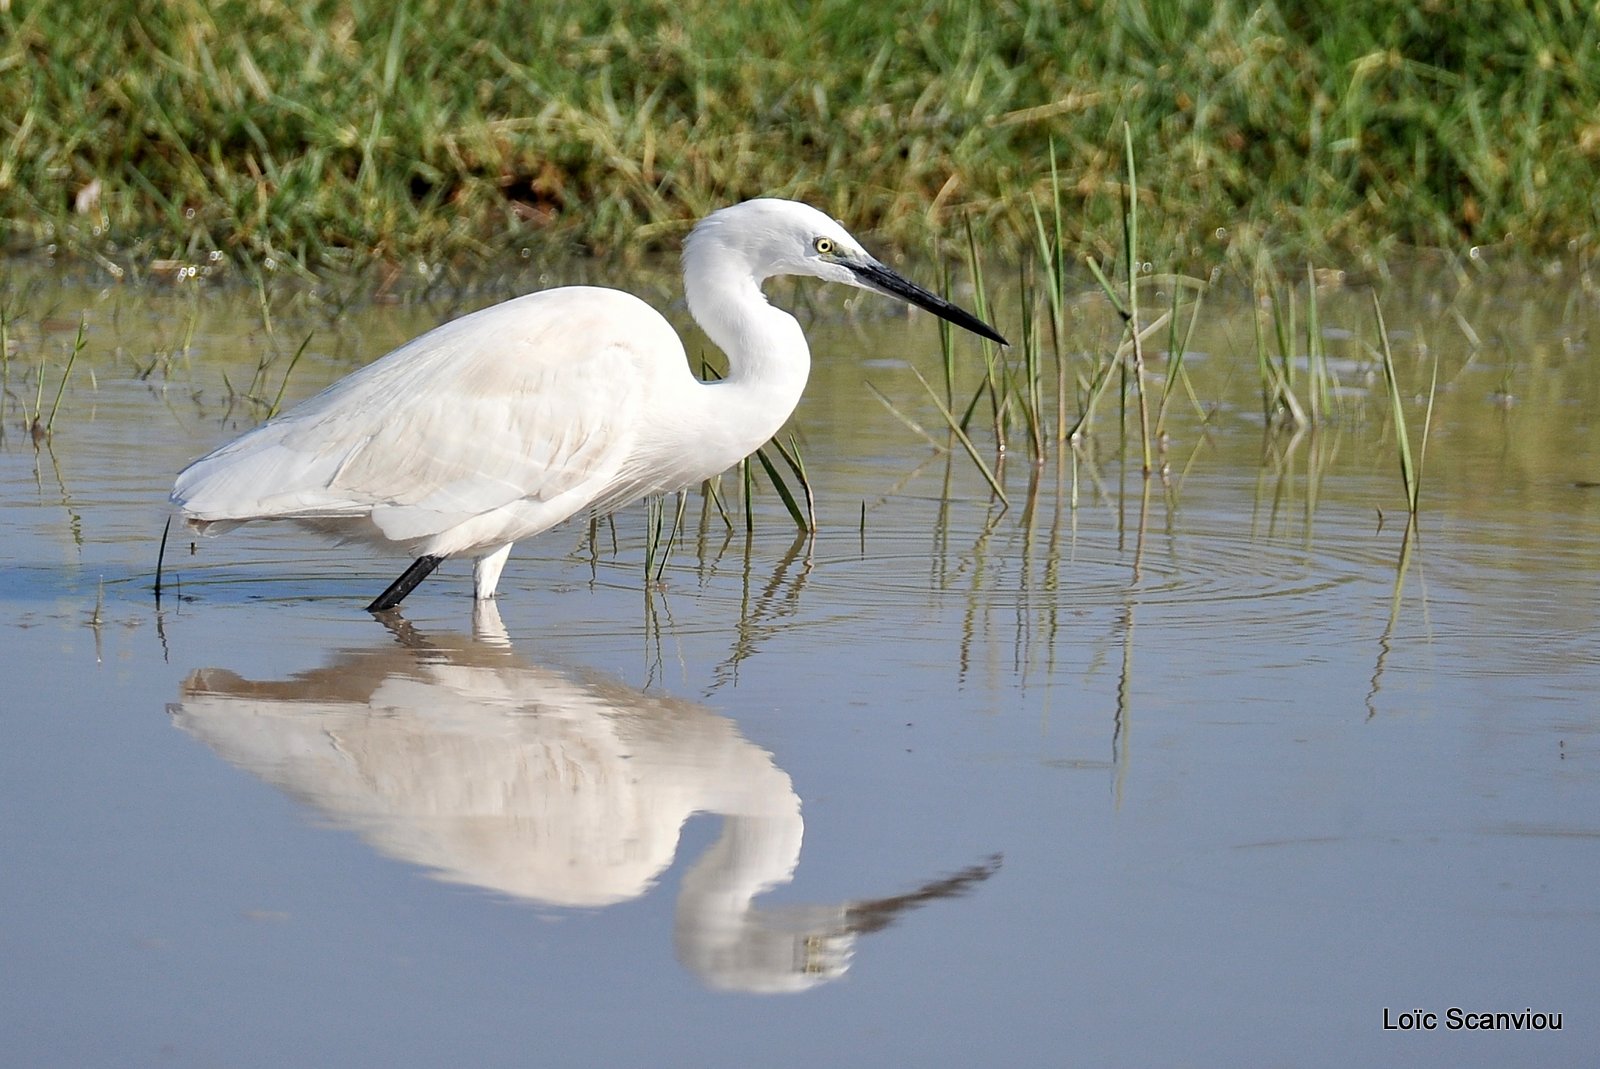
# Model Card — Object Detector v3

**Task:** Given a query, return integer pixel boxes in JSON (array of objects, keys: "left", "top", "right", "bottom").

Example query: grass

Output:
[
  {"left": 14, "top": 309, "right": 88, "bottom": 442},
  {"left": 1250, "top": 261, "right": 1310, "bottom": 430},
  {"left": 1373, "top": 292, "right": 1439, "bottom": 518},
  {"left": 2, "top": 0, "right": 1598, "bottom": 277},
  {"left": 855, "top": 107, "right": 1458, "bottom": 545},
  {"left": 942, "top": 124, "right": 1201, "bottom": 481},
  {"left": 39, "top": 314, "right": 86, "bottom": 437}
]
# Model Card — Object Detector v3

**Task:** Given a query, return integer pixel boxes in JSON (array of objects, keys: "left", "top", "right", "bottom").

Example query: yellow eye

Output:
[{"left": 814, "top": 237, "right": 835, "bottom": 255}]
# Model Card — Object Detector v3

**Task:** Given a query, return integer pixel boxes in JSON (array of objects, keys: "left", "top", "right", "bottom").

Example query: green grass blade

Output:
[
  {"left": 909, "top": 364, "right": 1009, "bottom": 508},
  {"left": 1372, "top": 292, "right": 1417, "bottom": 512},
  {"left": 266, "top": 331, "right": 313, "bottom": 420},
  {"left": 770, "top": 432, "right": 816, "bottom": 532},
  {"left": 45, "top": 315, "right": 87, "bottom": 435},
  {"left": 753, "top": 445, "right": 809, "bottom": 532},
  {"left": 867, "top": 380, "right": 947, "bottom": 450}
]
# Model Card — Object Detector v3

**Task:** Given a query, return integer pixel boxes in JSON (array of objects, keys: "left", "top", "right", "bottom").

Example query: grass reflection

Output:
[{"left": 1368, "top": 518, "right": 1429, "bottom": 720}]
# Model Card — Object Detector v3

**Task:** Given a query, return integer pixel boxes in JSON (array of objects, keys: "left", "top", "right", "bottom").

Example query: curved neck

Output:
[{"left": 682, "top": 257, "right": 811, "bottom": 468}]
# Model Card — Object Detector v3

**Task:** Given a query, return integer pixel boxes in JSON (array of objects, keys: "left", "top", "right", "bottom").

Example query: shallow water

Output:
[{"left": 3, "top": 263, "right": 1598, "bottom": 1067}]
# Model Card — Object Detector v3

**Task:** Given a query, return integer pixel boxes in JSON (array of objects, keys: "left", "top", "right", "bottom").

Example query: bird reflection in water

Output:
[{"left": 169, "top": 603, "right": 999, "bottom": 994}]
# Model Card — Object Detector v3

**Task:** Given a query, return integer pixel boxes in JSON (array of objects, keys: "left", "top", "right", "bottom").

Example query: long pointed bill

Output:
[{"left": 847, "top": 258, "right": 1009, "bottom": 346}]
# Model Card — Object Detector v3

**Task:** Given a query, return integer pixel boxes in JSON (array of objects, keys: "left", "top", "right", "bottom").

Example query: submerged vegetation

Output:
[{"left": 2, "top": 0, "right": 1598, "bottom": 276}]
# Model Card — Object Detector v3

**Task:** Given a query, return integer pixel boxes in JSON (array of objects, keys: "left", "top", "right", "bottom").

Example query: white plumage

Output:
[{"left": 172, "top": 198, "right": 1005, "bottom": 611}]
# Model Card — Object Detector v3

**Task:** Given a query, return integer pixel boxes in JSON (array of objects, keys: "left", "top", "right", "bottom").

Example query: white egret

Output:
[{"left": 171, "top": 198, "right": 1006, "bottom": 611}]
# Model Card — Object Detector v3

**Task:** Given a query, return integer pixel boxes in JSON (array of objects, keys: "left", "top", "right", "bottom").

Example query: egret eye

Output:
[{"left": 814, "top": 237, "right": 835, "bottom": 255}]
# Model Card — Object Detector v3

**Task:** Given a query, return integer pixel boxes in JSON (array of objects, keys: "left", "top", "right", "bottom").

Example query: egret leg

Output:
[
  {"left": 473, "top": 543, "right": 514, "bottom": 601},
  {"left": 367, "top": 555, "right": 443, "bottom": 613}
]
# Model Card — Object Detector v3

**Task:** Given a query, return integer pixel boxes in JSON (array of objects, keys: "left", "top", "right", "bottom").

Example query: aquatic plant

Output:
[
  {"left": 26, "top": 313, "right": 86, "bottom": 441},
  {"left": 1373, "top": 293, "right": 1439, "bottom": 518}
]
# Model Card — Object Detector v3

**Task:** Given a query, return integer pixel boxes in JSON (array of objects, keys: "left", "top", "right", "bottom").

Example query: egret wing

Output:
[{"left": 174, "top": 289, "right": 675, "bottom": 544}]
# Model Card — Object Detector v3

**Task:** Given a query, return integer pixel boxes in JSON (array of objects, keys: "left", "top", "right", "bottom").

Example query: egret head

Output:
[{"left": 684, "top": 199, "right": 1007, "bottom": 345}]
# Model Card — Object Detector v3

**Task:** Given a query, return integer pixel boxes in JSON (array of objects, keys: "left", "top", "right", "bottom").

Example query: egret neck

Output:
[{"left": 680, "top": 251, "right": 811, "bottom": 478}]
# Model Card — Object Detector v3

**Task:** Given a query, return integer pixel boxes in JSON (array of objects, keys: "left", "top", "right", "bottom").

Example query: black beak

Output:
[{"left": 848, "top": 259, "right": 1008, "bottom": 346}]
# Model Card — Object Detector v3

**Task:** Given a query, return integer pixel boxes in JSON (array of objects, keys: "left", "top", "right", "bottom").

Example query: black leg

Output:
[{"left": 367, "top": 555, "right": 444, "bottom": 613}]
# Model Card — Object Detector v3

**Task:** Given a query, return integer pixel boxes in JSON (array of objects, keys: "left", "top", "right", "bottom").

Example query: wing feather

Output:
[{"left": 174, "top": 288, "right": 678, "bottom": 546}]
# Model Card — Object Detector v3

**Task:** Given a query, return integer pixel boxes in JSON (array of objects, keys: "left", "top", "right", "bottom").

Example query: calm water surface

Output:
[{"left": 2, "top": 262, "right": 1598, "bottom": 1067}]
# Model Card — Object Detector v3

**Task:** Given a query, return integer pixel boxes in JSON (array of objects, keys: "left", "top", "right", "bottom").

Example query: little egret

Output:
[{"left": 171, "top": 198, "right": 1007, "bottom": 611}]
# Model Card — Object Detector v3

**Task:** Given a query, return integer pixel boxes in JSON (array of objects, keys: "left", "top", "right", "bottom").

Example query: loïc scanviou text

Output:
[{"left": 1383, "top": 1007, "right": 1562, "bottom": 1031}]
